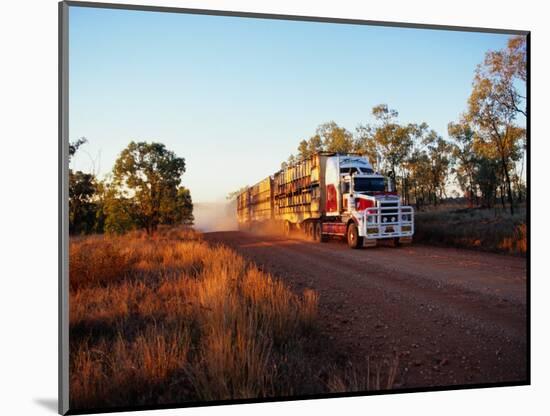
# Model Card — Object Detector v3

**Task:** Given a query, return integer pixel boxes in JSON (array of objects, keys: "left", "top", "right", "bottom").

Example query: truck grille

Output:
[{"left": 379, "top": 202, "right": 399, "bottom": 222}]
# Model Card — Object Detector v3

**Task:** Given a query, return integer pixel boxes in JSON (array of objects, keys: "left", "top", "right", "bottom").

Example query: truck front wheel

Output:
[{"left": 347, "top": 223, "right": 363, "bottom": 249}]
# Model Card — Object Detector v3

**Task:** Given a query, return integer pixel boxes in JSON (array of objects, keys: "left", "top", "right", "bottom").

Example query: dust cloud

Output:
[{"left": 193, "top": 200, "right": 238, "bottom": 232}]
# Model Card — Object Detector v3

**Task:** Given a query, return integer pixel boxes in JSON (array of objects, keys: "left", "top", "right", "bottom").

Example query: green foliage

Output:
[
  {"left": 99, "top": 182, "right": 138, "bottom": 234},
  {"left": 356, "top": 105, "right": 423, "bottom": 180},
  {"left": 316, "top": 122, "right": 354, "bottom": 153},
  {"left": 103, "top": 198, "right": 137, "bottom": 234},
  {"left": 423, "top": 131, "right": 453, "bottom": 203},
  {"left": 462, "top": 35, "right": 526, "bottom": 213},
  {"left": 163, "top": 186, "right": 194, "bottom": 225},
  {"left": 479, "top": 36, "right": 526, "bottom": 117},
  {"left": 69, "top": 137, "right": 100, "bottom": 235},
  {"left": 474, "top": 157, "right": 500, "bottom": 208},
  {"left": 406, "top": 149, "right": 432, "bottom": 206},
  {"left": 283, "top": 122, "right": 354, "bottom": 168},
  {"left": 68, "top": 139, "right": 193, "bottom": 235},
  {"left": 297, "top": 135, "right": 323, "bottom": 159},
  {"left": 448, "top": 121, "right": 477, "bottom": 201},
  {"left": 69, "top": 170, "right": 98, "bottom": 234},
  {"left": 448, "top": 121, "right": 500, "bottom": 208},
  {"left": 111, "top": 141, "right": 190, "bottom": 234}
]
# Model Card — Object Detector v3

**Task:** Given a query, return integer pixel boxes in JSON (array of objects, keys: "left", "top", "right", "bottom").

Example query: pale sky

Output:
[{"left": 68, "top": 5, "right": 518, "bottom": 202}]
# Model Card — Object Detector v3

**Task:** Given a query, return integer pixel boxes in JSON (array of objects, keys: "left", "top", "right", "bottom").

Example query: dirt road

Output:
[{"left": 204, "top": 231, "right": 528, "bottom": 389}]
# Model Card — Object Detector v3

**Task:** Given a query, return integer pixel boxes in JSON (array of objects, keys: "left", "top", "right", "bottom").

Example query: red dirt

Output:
[{"left": 204, "top": 231, "right": 528, "bottom": 389}]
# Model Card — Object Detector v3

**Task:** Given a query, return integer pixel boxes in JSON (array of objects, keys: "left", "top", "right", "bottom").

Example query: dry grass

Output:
[
  {"left": 498, "top": 223, "right": 527, "bottom": 254},
  {"left": 70, "top": 226, "right": 386, "bottom": 410},
  {"left": 326, "top": 355, "right": 400, "bottom": 392},
  {"left": 414, "top": 205, "right": 527, "bottom": 256}
]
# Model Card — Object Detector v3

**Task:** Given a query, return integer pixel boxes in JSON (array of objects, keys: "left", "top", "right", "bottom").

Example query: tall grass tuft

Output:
[{"left": 71, "top": 226, "right": 383, "bottom": 410}]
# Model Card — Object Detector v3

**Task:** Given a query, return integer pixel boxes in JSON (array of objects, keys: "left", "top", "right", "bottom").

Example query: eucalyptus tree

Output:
[
  {"left": 465, "top": 36, "right": 526, "bottom": 214},
  {"left": 111, "top": 141, "right": 190, "bottom": 234}
]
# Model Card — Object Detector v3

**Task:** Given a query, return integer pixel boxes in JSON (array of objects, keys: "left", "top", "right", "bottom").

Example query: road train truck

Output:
[{"left": 236, "top": 152, "right": 414, "bottom": 248}]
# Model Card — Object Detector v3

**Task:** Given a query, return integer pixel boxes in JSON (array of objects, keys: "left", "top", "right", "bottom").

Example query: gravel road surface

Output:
[{"left": 204, "top": 231, "right": 528, "bottom": 389}]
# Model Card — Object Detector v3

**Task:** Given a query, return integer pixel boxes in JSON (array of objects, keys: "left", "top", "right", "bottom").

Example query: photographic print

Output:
[{"left": 60, "top": 2, "right": 529, "bottom": 414}]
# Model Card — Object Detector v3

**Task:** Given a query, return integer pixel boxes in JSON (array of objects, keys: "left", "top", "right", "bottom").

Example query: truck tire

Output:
[
  {"left": 315, "top": 222, "right": 327, "bottom": 243},
  {"left": 306, "top": 222, "right": 315, "bottom": 240},
  {"left": 283, "top": 220, "right": 291, "bottom": 237},
  {"left": 313, "top": 222, "right": 320, "bottom": 242},
  {"left": 347, "top": 223, "right": 363, "bottom": 249}
]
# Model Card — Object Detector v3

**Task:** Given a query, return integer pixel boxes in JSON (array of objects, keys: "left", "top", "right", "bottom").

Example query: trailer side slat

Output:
[{"left": 237, "top": 153, "right": 327, "bottom": 227}]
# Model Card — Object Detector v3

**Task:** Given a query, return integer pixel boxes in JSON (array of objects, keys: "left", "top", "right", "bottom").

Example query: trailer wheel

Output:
[
  {"left": 283, "top": 220, "right": 291, "bottom": 237},
  {"left": 347, "top": 223, "right": 363, "bottom": 249},
  {"left": 314, "top": 222, "right": 327, "bottom": 242},
  {"left": 319, "top": 223, "right": 328, "bottom": 242},
  {"left": 306, "top": 222, "right": 315, "bottom": 240}
]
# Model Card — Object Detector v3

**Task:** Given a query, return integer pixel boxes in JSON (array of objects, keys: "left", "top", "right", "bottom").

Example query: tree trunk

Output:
[
  {"left": 501, "top": 157, "right": 514, "bottom": 215},
  {"left": 468, "top": 172, "right": 475, "bottom": 207},
  {"left": 515, "top": 174, "right": 523, "bottom": 203},
  {"left": 404, "top": 175, "right": 409, "bottom": 205}
]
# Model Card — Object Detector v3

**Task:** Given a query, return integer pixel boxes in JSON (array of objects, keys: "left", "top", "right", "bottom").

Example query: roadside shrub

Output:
[
  {"left": 69, "top": 237, "right": 134, "bottom": 291},
  {"left": 414, "top": 206, "right": 527, "bottom": 256}
]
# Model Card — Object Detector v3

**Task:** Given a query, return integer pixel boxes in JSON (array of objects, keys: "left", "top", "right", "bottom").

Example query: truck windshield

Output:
[{"left": 354, "top": 177, "right": 386, "bottom": 193}]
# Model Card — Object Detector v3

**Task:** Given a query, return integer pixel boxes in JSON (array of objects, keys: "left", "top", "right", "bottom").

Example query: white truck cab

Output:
[{"left": 325, "top": 154, "right": 414, "bottom": 247}]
